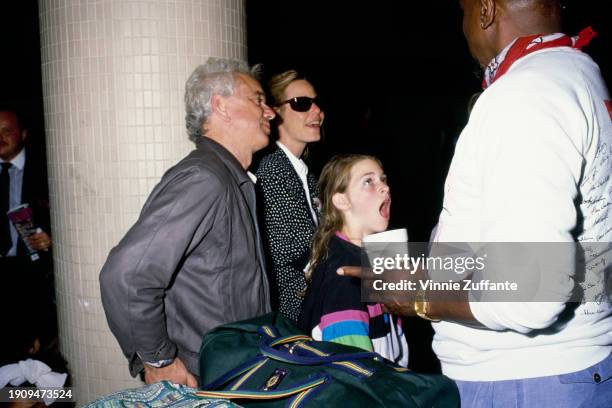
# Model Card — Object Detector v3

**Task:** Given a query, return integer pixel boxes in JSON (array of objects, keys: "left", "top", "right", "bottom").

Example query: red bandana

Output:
[{"left": 482, "top": 27, "right": 597, "bottom": 89}]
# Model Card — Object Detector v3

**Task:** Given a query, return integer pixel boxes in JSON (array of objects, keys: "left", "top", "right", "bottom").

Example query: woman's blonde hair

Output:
[
  {"left": 268, "top": 69, "right": 305, "bottom": 106},
  {"left": 305, "top": 154, "right": 382, "bottom": 284}
]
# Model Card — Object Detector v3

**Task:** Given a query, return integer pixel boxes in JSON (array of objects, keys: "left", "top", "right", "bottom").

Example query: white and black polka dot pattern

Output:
[{"left": 255, "top": 148, "right": 320, "bottom": 323}]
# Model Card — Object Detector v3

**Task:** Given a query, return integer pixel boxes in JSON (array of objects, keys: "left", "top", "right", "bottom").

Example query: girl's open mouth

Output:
[{"left": 379, "top": 198, "right": 391, "bottom": 219}]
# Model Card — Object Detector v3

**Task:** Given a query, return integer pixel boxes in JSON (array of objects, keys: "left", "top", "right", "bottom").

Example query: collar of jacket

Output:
[
  {"left": 272, "top": 146, "right": 293, "bottom": 167},
  {"left": 271, "top": 147, "right": 308, "bottom": 181},
  {"left": 196, "top": 136, "right": 252, "bottom": 186}
]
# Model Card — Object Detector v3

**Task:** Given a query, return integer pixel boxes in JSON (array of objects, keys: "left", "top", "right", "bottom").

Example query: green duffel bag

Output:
[{"left": 197, "top": 313, "right": 459, "bottom": 407}]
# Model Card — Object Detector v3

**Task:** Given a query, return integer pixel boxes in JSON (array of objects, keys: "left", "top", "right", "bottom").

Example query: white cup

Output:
[
  {"left": 363, "top": 229, "right": 410, "bottom": 284},
  {"left": 363, "top": 228, "right": 408, "bottom": 243}
]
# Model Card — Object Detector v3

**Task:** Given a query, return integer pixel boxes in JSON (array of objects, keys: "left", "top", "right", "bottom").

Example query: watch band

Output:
[
  {"left": 143, "top": 358, "right": 175, "bottom": 368},
  {"left": 414, "top": 289, "right": 441, "bottom": 322}
]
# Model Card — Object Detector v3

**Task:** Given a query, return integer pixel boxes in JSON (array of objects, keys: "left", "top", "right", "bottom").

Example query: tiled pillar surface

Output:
[{"left": 38, "top": 0, "right": 246, "bottom": 404}]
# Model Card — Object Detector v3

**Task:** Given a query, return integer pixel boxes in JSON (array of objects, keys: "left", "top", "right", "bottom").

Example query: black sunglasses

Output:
[{"left": 279, "top": 96, "right": 321, "bottom": 112}]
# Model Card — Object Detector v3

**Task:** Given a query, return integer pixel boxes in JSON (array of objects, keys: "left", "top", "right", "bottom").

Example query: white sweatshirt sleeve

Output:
[{"left": 467, "top": 69, "right": 587, "bottom": 332}]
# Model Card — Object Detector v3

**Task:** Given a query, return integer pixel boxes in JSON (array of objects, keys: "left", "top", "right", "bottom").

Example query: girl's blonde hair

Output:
[{"left": 305, "top": 154, "right": 382, "bottom": 284}]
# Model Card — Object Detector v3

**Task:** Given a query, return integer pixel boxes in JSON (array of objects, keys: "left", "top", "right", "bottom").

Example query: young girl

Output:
[{"left": 298, "top": 154, "right": 408, "bottom": 367}]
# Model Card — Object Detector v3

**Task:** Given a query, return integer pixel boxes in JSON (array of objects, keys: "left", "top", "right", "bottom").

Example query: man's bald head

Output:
[
  {"left": 497, "top": 0, "right": 562, "bottom": 41},
  {"left": 459, "top": 0, "right": 563, "bottom": 67},
  {"left": 500, "top": 0, "right": 561, "bottom": 17}
]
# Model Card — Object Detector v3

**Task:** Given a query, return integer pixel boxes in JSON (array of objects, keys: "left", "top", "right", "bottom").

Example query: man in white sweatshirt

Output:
[{"left": 341, "top": 0, "right": 611, "bottom": 405}]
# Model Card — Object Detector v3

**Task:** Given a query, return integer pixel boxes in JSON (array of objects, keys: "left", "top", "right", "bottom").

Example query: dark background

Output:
[
  {"left": 247, "top": 0, "right": 611, "bottom": 242},
  {"left": 3, "top": 0, "right": 610, "bottom": 372},
  {"left": 246, "top": 0, "right": 611, "bottom": 372}
]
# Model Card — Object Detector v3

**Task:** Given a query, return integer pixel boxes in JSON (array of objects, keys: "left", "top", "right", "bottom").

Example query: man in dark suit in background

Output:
[
  {"left": 0, "top": 106, "right": 55, "bottom": 365},
  {"left": 0, "top": 108, "right": 52, "bottom": 254}
]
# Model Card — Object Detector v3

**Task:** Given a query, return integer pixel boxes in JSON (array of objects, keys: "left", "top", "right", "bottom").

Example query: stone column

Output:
[{"left": 38, "top": 0, "right": 246, "bottom": 404}]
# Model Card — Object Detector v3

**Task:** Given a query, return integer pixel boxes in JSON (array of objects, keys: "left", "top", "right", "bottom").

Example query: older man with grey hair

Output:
[{"left": 100, "top": 58, "right": 275, "bottom": 386}]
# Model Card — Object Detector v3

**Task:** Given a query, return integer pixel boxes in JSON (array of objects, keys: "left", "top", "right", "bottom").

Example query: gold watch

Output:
[{"left": 414, "top": 289, "right": 441, "bottom": 322}]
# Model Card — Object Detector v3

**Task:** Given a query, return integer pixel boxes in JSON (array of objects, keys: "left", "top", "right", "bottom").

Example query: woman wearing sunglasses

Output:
[{"left": 255, "top": 70, "right": 325, "bottom": 323}]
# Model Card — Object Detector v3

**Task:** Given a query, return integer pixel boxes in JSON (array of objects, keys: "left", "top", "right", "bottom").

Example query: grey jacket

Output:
[{"left": 100, "top": 137, "right": 271, "bottom": 376}]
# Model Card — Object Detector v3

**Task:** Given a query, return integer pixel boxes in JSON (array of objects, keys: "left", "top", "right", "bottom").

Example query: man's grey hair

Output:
[{"left": 184, "top": 57, "right": 263, "bottom": 142}]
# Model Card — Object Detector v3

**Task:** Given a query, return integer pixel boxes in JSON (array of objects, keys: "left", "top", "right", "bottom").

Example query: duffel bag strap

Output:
[
  {"left": 270, "top": 335, "right": 313, "bottom": 347},
  {"left": 329, "top": 361, "right": 375, "bottom": 378},
  {"left": 258, "top": 325, "right": 282, "bottom": 341},
  {"left": 261, "top": 341, "right": 379, "bottom": 365},
  {"left": 196, "top": 373, "right": 328, "bottom": 405},
  {"left": 258, "top": 326, "right": 312, "bottom": 347},
  {"left": 261, "top": 332, "right": 379, "bottom": 361},
  {"left": 202, "top": 356, "right": 268, "bottom": 390}
]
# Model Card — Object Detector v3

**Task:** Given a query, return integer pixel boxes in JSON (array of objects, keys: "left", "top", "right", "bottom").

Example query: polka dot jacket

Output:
[{"left": 255, "top": 147, "right": 320, "bottom": 323}]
